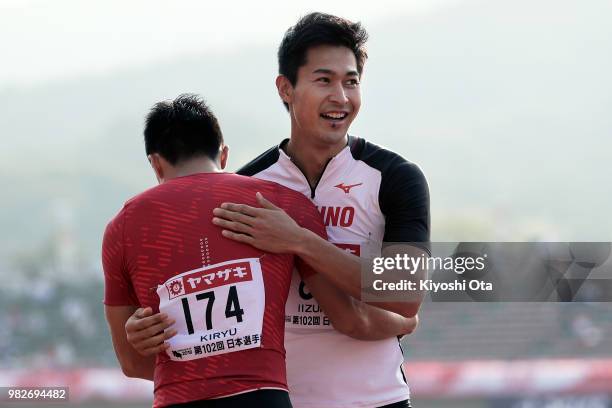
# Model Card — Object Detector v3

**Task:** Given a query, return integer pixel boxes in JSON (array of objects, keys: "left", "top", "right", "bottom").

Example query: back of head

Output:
[
  {"left": 144, "top": 94, "right": 223, "bottom": 165},
  {"left": 278, "top": 12, "right": 369, "bottom": 88}
]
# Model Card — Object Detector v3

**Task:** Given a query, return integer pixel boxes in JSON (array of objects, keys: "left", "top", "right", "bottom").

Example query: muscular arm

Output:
[
  {"left": 297, "top": 229, "right": 426, "bottom": 318},
  {"left": 305, "top": 273, "right": 418, "bottom": 340},
  {"left": 118, "top": 275, "right": 417, "bottom": 349},
  {"left": 102, "top": 208, "right": 177, "bottom": 380},
  {"left": 350, "top": 302, "right": 419, "bottom": 341},
  {"left": 213, "top": 193, "right": 425, "bottom": 318},
  {"left": 105, "top": 305, "right": 156, "bottom": 380}
]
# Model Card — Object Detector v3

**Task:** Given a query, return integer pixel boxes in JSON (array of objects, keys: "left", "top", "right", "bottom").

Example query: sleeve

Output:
[
  {"left": 102, "top": 209, "right": 139, "bottom": 306},
  {"left": 278, "top": 187, "right": 328, "bottom": 280},
  {"left": 380, "top": 161, "right": 431, "bottom": 254}
]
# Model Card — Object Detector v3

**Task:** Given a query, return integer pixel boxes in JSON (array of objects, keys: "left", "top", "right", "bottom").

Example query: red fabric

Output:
[{"left": 102, "top": 172, "right": 326, "bottom": 407}]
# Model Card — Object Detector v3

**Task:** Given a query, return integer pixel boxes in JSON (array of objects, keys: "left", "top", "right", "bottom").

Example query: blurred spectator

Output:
[{"left": 572, "top": 313, "right": 603, "bottom": 348}]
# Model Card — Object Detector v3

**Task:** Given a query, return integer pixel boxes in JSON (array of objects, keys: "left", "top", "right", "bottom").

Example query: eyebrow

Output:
[{"left": 312, "top": 68, "right": 359, "bottom": 77}]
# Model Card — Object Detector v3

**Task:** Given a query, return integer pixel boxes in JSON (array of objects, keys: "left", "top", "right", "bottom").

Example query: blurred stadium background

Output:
[
  {"left": 2, "top": 281, "right": 612, "bottom": 407},
  {"left": 1, "top": 0, "right": 611, "bottom": 407}
]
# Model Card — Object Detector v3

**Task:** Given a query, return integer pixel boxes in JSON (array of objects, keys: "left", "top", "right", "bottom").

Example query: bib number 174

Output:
[{"left": 181, "top": 285, "right": 244, "bottom": 334}]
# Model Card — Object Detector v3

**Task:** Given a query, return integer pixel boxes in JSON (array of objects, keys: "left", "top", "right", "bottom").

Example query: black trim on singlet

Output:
[
  {"left": 378, "top": 399, "right": 412, "bottom": 408},
  {"left": 396, "top": 336, "right": 409, "bottom": 385},
  {"left": 308, "top": 157, "right": 333, "bottom": 199},
  {"left": 237, "top": 144, "right": 280, "bottom": 177},
  {"left": 349, "top": 136, "right": 431, "bottom": 253},
  {"left": 238, "top": 136, "right": 430, "bottom": 252},
  {"left": 238, "top": 139, "right": 335, "bottom": 199}
]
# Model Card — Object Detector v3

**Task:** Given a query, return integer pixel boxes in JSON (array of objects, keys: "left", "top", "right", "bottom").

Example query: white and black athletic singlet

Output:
[{"left": 238, "top": 136, "right": 430, "bottom": 408}]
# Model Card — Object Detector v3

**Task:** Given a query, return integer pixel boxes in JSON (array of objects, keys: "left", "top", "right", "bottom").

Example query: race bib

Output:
[
  {"left": 285, "top": 243, "right": 361, "bottom": 330},
  {"left": 157, "top": 258, "right": 265, "bottom": 361}
]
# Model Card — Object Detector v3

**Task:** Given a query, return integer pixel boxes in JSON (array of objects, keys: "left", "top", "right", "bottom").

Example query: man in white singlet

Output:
[{"left": 213, "top": 12, "right": 430, "bottom": 408}]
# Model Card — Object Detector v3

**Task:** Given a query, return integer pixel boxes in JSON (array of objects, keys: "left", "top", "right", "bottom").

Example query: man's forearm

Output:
[
  {"left": 296, "top": 228, "right": 363, "bottom": 298},
  {"left": 122, "top": 356, "right": 155, "bottom": 381},
  {"left": 350, "top": 301, "right": 419, "bottom": 341},
  {"left": 111, "top": 339, "right": 156, "bottom": 381},
  {"left": 305, "top": 273, "right": 418, "bottom": 341},
  {"left": 295, "top": 228, "right": 421, "bottom": 318},
  {"left": 105, "top": 305, "right": 156, "bottom": 382},
  {"left": 211, "top": 198, "right": 424, "bottom": 317}
]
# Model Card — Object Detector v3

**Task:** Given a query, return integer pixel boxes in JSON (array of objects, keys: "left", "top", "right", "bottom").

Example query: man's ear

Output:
[
  {"left": 147, "top": 153, "right": 164, "bottom": 183},
  {"left": 219, "top": 145, "right": 229, "bottom": 170},
  {"left": 276, "top": 75, "right": 293, "bottom": 105}
]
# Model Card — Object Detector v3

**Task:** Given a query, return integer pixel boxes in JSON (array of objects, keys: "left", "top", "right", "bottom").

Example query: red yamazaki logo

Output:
[
  {"left": 334, "top": 182, "right": 363, "bottom": 194},
  {"left": 165, "top": 261, "right": 253, "bottom": 300}
]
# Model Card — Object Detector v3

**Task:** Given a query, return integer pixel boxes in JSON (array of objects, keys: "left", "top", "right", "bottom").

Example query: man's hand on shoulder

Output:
[{"left": 212, "top": 192, "right": 307, "bottom": 253}]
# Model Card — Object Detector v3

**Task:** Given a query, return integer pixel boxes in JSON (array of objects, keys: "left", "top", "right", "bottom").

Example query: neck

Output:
[
  {"left": 285, "top": 135, "right": 347, "bottom": 187},
  {"left": 167, "top": 158, "right": 221, "bottom": 180}
]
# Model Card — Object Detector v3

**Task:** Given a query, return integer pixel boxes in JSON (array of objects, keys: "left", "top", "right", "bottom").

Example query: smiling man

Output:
[
  {"left": 213, "top": 12, "right": 431, "bottom": 408},
  {"left": 103, "top": 95, "right": 319, "bottom": 407},
  {"left": 114, "top": 94, "right": 419, "bottom": 408}
]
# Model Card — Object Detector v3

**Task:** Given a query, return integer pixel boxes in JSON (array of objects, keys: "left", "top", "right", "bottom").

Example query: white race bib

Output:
[
  {"left": 284, "top": 243, "right": 361, "bottom": 331},
  {"left": 157, "top": 258, "right": 265, "bottom": 361}
]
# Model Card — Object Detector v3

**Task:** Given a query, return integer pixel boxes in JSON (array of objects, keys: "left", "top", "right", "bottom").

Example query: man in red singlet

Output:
[{"left": 103, "top": 94, "right": 329, "bottom": 408}]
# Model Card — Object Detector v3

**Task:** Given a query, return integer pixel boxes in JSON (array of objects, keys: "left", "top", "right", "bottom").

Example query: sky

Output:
[{"left": 0, "top": 0, "right": 463, "bottom": 87}]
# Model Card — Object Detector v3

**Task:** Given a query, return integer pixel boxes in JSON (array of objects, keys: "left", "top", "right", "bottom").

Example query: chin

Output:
[
  {"left": 316, "top": 131, "right": 347, "bottom": 147},
  {"left": 316, "top": 124, "right": 349, "bottom": 143}
]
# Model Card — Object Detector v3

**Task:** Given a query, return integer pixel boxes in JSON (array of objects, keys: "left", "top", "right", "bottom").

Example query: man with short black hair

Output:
[
  {"left": 104, "top": 94, "right": 327, "bottom": 408},
  {"left": 214, "top": 13, "right": 430, "bottom": 408},
  {"left": 106, "top": 94, "right": 419, "bottom": 408}
]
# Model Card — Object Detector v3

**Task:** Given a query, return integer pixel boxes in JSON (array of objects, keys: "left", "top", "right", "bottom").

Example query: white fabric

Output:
[{"left": 253, "top": 146, "right": 410, "bottom": 408}]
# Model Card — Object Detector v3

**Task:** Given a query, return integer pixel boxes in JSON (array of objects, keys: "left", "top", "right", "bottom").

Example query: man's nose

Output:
[{"left": 328, "top": 82, "right": 349, "bottom": 105}]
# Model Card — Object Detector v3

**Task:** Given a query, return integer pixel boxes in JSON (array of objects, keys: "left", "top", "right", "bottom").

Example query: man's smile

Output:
[{"left": 320, "top": 111, "right": 349, "bottom": 122}]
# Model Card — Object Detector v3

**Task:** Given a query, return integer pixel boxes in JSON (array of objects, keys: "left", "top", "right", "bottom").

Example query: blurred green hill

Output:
[{"left": 1, "top": 0, "right": 611, "bottom": 275}]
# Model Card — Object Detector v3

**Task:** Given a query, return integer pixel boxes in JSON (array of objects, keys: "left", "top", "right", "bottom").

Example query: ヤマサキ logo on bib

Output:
[{"left": 157, "top": 258, "right": 265, "bottom": 361}]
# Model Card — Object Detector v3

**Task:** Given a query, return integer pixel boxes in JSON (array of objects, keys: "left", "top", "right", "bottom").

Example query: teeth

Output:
[{"left": 322, "top": 112, "right": 347, "bottom": 119}]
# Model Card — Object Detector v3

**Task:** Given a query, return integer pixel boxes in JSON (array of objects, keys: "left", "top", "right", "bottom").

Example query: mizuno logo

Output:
[
  {"left": 317, "top": 206, "right": 355, "bottom": 227},
  {"left": 334, "top": 182, "right": 363, "bottom": 194}
]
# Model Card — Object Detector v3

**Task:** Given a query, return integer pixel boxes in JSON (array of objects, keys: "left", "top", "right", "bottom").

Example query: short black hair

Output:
[
  {"left": 278, "top": 12, "right": 368, "bottom": 108},
  {"left": 144, "top": 94, "right": 223, "bottom": 165}
]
